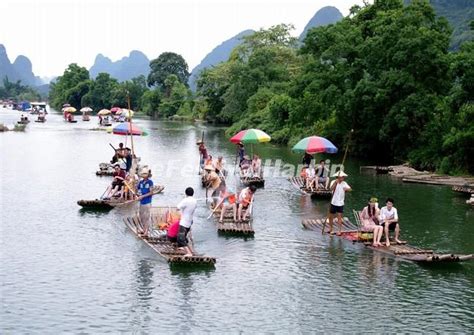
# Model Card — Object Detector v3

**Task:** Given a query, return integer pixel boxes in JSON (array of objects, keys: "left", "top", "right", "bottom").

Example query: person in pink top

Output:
[
  {"left": 360, "top": 197, "right": 383, "bottom": 247},
  {"left": 167, "top": 220, "right": 180, "bottom": 243}
]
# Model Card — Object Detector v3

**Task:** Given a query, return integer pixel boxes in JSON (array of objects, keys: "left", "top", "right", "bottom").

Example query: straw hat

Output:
[
  {"left": 332, "top": 170, "right": 348, "bottom": 178},
  {"left": 369, "top": 197, "right": 378, "bottom": 203},
  {"left": 204, "top": 165, "right": 215, "bottom": 171},
  {"left": 139, "top": 168, "right": 149, "bottom": 177}
]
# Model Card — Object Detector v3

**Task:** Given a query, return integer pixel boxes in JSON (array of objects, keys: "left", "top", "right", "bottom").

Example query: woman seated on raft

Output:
[
  {"left": 251, "top": 154, "right": 262, "bottom": 178},
  {"left": 102, "top": 163, "right": 126, "bottom": 199},
  {"left": 215, "top": 187, "right": 237, "bottom": 223},
  {"left": 359, "top": 197, "right": 384, "bottom": 247},
  {"left": 240, "top": 155, "right": 252, "bottom": 177}
]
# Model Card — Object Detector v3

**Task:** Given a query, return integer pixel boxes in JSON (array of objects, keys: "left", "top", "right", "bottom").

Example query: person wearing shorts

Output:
[
  {"left": 177, "top": 187, "right": 197, "bottom": 256},
  {"left": 327, "top": 170, "right": 351, "bottom": 235},
  {"left": 379, "top": 198, "right": 403, "bottom": 247}
]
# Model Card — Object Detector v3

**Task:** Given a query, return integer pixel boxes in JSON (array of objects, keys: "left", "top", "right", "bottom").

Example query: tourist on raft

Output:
[
  {"left": 197, "top": 141, "right": 208, "bottom": 169},
  {"left": 137, "top": 168, "right": 154, "bottom": 236},
  {"left": 102, "top": 163, "right": 126, "bottom": 199},
  {"left": 302, "top": 153, "right": 312, "bottom": 166},
  {"left": 315, "top": 160, "right": 330, "bottom": 189},
  {"left": 124, "top": 147, "right": 133, "bottom": 173},
  {"left": 327, "top": 170, "right": 352, "bottom": 235},
  {"left": 177, "top": 187, "right": 198, "bottom": 257},
  {"left": 360, "top": 197, "right": 383, "bottom": 247},
  {"left": 237, "top": 185, "right": 256, "bottom": 222},
  {"left": 379, "top": 198, "right": 403, "bottom": 247},
  {"left": 240, "top": 155, "right": 252, "bottom": 177},
  {"left": 237, "top": 142, "right": 245, "bottom": 165},
  {"left": 167, "top": 216, "right": 181, "bottom": 244},
  {"left": 251, "top": 154, "right": 262, "bottom": 178},
  {"left": 216, "top": 186, "right": 237, "bottom": 223},
  {"left": 204, "top": 165, "right": 222, "bottom": 205},
  {"left": 305, "top": 164, "right": 316, "bottom": 192},
  {"left": 215, "top": 156, "right": 226, "bottom": 177}
]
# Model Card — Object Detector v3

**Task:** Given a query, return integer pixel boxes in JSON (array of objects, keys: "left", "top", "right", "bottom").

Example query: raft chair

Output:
[{"left": 352, "top": 210, "right": 373, "bottom": 243}]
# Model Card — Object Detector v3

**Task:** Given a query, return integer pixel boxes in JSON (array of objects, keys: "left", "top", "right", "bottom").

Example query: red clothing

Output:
[
  {"left": 167, "top": 221, "right": 180, "bottom": 238},
  {"left": 113, "top": 169, "right": 126, "bottom": 184},
  {"left": 199, "top": 145, "right": 209, "bottom": 159}
]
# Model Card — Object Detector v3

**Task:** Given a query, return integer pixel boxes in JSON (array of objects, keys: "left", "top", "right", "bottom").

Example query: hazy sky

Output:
[{"left": 1, "top": 0, "right": 365, "bottom": 78}]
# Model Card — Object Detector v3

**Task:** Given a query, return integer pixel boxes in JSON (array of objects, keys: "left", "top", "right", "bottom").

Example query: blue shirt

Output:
[{"left": 138, "top": 179, "right": 154, "bottom": 205}]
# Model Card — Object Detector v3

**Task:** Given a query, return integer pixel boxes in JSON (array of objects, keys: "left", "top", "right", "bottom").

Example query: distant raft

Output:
[
  {"left": 302, "top": 217, "right": 473, "bottom": 264},
  {"left": 289, "top": 176, "right": 332, "bottom": 197},
  {"left": 210, "top": 204, "right": 255, "bottom": 237},
  {"left": 96, "top": 162, "right": 115, "bottom": 176},
  {"left": 77, "top": 185, "right": 165, "bottom": 210},
  {"left": 452, "top": 185, "right": 474, "bottom": 195},
  {"left": 124, "top": 206, "right": 216, "bottom": 266}
]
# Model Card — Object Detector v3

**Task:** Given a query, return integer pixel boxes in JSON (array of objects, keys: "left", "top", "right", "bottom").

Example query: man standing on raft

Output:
[{"left": 327, "top": 170, "right": 351, "bottom": 235}]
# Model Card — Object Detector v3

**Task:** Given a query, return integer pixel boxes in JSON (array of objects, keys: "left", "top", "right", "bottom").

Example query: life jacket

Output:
[{"left": 240, "top": 188, "right": 252, "bottom": 205}]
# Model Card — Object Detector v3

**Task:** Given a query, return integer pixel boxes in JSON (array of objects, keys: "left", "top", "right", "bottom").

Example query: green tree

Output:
[
  {"left": 147, "top": 52, "right": 190, "bottom": 89},
  {"left": 49, "top": 63, "right": 90, "bottom": 110},
  {"left": 81, "top": 73, "right": 118, "bottom": 111}
]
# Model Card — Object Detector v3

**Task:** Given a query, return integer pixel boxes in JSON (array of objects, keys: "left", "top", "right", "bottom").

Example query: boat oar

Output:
[
  {"left": 115, "top": 188, "right": 162, "bottom": 207},
  {"left": 207, "top": 197, "right": 225, "bottom": 219}
]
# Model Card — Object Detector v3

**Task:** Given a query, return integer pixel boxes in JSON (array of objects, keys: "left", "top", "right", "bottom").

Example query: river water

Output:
[{"left": 1, "top": 108, "right": 473, "bottom": 333}]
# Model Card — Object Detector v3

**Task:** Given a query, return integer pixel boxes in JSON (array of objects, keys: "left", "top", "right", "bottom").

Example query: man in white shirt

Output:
[
  {"left": 327, "top": 170, "right": 352, "bottom": 235},
  {"left": 379, "top": 198, "right": 402, "bottom": 247},
  {"left": 177, "top": 187, "right": 198, "bottom": 256}
]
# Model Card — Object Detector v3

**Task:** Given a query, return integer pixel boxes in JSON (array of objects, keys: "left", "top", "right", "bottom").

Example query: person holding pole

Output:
[
  {"left": 137, "top": 168, "right": 154, "bottom": 236},
  {"left": 327, "top": 170, "right": 351, "bottom": 235},
  {"left": 177, "top": 187, "right": 198, "bottom": 257}
]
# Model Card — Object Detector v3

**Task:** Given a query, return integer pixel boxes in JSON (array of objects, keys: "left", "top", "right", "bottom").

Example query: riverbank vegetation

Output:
[
  {"left": 48, "top": 0, "right": 473, "bottom": 174},
  {"left": 0, "top": 77, "right": 41, "bottom": 102}
]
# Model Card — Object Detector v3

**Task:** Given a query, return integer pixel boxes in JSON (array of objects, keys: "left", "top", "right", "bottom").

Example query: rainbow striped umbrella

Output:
[
  {"left": 230, "top": 129, "right": 271, "bottom": 144},
  {"left": 112, "top": 123, "right": 148, "bottom": 136},
  {"left": 292, "top": 136, "right": 338, "bottom": 154}
]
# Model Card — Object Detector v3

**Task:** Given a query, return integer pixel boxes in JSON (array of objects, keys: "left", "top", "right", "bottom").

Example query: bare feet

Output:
[
  {"left": 395, "top": 239, "right": 404, "bottom": 244},
  {"left": 386, "top": 241, "right": 390, "bottom": 247},
  {"left": 184, "top": 253, "right": 193, "bottom": 257}
]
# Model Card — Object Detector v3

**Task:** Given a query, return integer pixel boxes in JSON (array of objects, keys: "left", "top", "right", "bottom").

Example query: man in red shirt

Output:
[{"left": 102, "top": 164, "right": 126, "bottom": 199}]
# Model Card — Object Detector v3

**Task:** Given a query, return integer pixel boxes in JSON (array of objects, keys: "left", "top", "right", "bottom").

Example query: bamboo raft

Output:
[
  {"left": 289, "top": 177, "right": 332, "bottom": 197},
  {"left": 452, "top": 185, "right": 474, "bottom": 195},
  {"left": 96, "top": 162, "right": 115, "bottom": 176},
  {"left": 302, "top": 217, "right": 473, "bottom": 264},
  {"left": 360, "top": 166, "right": 393, "bottom": 174},
  {"left": 124, "top": 207, "right": 216, "bottom": 266},
  {"left": 210, "top": 205, "right": 255, "bottom": 236},
  {"left": 77, "top": 185, "right": 165, "bottom": 210}
]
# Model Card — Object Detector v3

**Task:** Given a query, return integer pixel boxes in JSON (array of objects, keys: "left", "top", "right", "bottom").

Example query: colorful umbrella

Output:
[
  {"left": 80, "top": 107, "right": 93, "bottom": 112},
  {"left": 62, "top": 103, "right": 71, "bottom": 107},
  {"left": 97, "top": 109, "right": 111, "bottom": 116},
  {"left": 292, "top": 136, "right": 338, "bottom": 154},
  {"left": 110, "top": 107, "right": 121, "bottom": 114},
  {"left": 63, "top": 106, "right": 77, "bottom": 113},
  {"left": 230, "top": 129, "right": 271, "bottom": 144},
  {"left": 121, "top": 108, "right": 134, "bottom": 118},
  {"left": 112, "top": 123, "right": 147, "bottom": 136}
]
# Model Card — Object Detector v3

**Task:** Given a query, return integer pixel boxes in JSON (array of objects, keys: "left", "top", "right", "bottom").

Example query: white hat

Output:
[
  {"left": 332, "top": 170, "right": 348, "bottom": 178},
  {"left": 139, "top": 168, "right": 149, "bottom": 176}
]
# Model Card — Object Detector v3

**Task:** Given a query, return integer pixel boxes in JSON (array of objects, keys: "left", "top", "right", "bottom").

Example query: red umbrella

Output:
[{"left": 110, "top": 107, "right": 121, "bottom": 114}]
